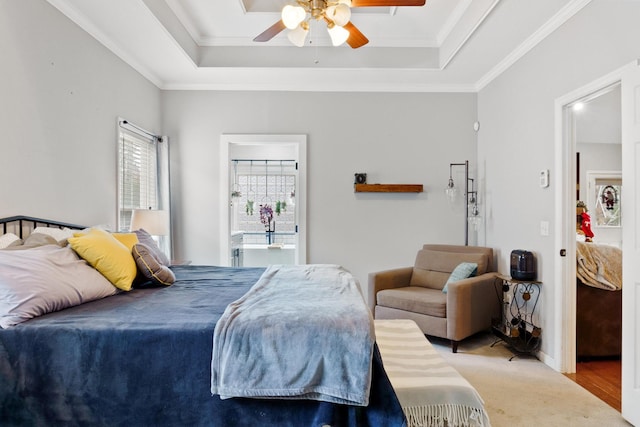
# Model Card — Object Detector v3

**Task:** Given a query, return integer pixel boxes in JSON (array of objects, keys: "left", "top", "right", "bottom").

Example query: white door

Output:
[{"left": 621, "top": 59, "right": 640, "bottom": 425}]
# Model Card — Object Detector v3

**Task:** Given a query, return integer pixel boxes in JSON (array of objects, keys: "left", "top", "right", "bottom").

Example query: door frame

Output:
[
  {"left": 620, "top": 58, "right": 640, "bottom": 425},
  {"left": 554, "top": 68, "right": 624, "bottom": 374},
  {"left": 219, "top": 134, "right": 307, "bottom": 266}
]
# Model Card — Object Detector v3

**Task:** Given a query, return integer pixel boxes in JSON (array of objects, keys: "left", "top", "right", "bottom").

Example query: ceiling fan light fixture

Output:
[
  {"left": 282, "top": 5, "right": 306, "bottom": 30},
  {"left": 327, "top": 23, "right": 350, "bottom": 46},
  {"left": 325, "top": 4, "right": 351, "bottom": 27},
  {"left": 287, "top": 23, "right": 309, "bottom": 47},
  {"left": 257, "top": 0, "right": 425, "bottom": 48}
]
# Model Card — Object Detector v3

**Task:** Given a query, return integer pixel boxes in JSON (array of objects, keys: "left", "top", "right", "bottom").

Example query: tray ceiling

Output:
[{"left": 46, "top": 0, "right": 592, "bottom": 91}]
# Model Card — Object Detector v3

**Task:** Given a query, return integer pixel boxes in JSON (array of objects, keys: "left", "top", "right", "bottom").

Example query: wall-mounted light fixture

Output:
[{"left": 446, "top": 160, "right": 481, "bottom": 246}]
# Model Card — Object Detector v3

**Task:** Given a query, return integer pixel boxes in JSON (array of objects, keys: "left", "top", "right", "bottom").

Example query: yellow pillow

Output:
[
  {"left": 68, "top": 228, "right": 137, "bottom": 291},
  {"left": 112, "top": 232, "right": 139, "bottom": 251}
]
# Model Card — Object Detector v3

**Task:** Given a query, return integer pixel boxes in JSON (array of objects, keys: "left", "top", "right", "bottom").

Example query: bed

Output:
[
  {"left": 0, "top": 216, "right": 406, "bottom": 426},
  {"left": 576, "top": 241, "right": 622, "bottom": 358}
]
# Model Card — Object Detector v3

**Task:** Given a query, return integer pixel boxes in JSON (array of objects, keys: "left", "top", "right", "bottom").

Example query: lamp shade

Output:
[
  {"left": 287, "top": 24, "right": 309, "bottom": 47},
  {"left": 327, "top": 24, "right": 349, "bottom": 46},
  {"left": 282, "top": 5, "right": 306, "bottom": 30},
  {"left": 326, "top": 4, "right": 351, "bottom": 27},
  {"left": 130, "top": 209, "right": 169, "bottom": 236}
]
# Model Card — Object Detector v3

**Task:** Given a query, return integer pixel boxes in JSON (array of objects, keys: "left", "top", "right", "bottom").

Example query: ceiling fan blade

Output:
[
  {"left": 253, "top": 20, "right": 287, "bottom": 42},
  {"left": 344, "top": 21, "right": 369, "bottom": 49},
  {"left": 350, "top": 0, "right": 425, "bottom": 6}
]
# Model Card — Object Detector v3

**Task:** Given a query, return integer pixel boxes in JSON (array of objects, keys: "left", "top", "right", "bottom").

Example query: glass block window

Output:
[{"left": 230, "top": 160, "right": 297, "bottom": 245}]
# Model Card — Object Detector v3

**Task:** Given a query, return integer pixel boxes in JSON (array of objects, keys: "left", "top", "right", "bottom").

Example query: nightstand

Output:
[{"left": 491, "top": 275, "right": 542, "bottom": 360}]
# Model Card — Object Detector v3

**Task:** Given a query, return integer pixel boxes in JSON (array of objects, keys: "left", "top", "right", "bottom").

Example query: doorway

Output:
[
  {"left": 219, "top": 134, "right": 307, "bottom": 267},
  {"left": 566, "top": 85, "right": 622, "bottom": 411},
  {"left": 554, "top": 67, "right": 624, "bottom": 374},
  {"left": 556, "top": 60, "right": 640, "bottom": 425}
]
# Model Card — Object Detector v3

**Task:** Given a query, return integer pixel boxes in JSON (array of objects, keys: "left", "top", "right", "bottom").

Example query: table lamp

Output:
[{"left": 130, "top": 209, "right": 169, "bottom": 237}]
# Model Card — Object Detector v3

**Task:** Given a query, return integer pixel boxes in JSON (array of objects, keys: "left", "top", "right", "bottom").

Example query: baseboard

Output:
[{"left": 538, "top": 350, "right": 560, "bottom": 372}]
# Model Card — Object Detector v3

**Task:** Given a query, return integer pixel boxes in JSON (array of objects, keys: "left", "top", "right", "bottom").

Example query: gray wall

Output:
[
  {"left": 1, "top": 0, "right": 478, "bottom": 304},
  {"left": 0, "top": 1, "right": 162, "bottom": 227},
  {"left": 478, "top": 0, "right": 640, "bottom": 361},
  {"left": 11, "top": 0, "right": 639, "bottom": 367},
  {"left": 577, "top": 142, "right": 622, "bottom": 203},
  {"left": 162, "top": 90, "right": 478, "bottom": 293}
]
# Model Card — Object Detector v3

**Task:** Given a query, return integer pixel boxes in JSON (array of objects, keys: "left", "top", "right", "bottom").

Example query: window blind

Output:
[{"left": 118, "top": 126, "right": 159, "bottom": 231}]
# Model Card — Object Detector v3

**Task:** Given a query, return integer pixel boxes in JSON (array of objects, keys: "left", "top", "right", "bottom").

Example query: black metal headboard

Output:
[{"left": 0, "top": 215, "right": 86, "bottom": 239}]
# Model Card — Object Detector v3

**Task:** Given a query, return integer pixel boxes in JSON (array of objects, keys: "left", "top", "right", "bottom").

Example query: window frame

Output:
[{"left": 117, "top": 120, "right": 161, "bottom": 233}]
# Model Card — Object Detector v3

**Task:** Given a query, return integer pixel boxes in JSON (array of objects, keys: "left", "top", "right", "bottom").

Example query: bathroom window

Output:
[{"left": 230, "top": 160, "right": 297, "bottom": 245}]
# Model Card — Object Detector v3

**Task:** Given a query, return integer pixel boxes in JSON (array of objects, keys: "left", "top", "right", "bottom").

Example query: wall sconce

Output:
[
  {"left": 446, "top": 160, "right": 481, "bottom": 245},
  {"left": 445, "top": 171, "right": 457, "bottom": 203}
]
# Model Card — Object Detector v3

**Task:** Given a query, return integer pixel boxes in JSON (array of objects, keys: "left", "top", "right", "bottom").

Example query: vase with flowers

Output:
[{"left": 260, "top": 204, "right": 275, "bottom": 244}]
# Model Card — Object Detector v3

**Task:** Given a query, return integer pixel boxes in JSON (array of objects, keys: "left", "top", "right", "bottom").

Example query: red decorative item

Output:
[{"left": 581, "top": 211, "right": 594, "bottom": 240}]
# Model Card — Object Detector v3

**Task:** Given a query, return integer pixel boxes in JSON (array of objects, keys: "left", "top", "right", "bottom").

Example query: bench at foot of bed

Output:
[{"left": 375, "top": 319, "right": 491, "bottom": 427}]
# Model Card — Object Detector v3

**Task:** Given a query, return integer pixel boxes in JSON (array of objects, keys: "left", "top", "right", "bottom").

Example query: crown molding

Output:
[
  {"left": 46, "top": 0, "right": 593, "bottom": 93},
  {"left": 475, "top": 0, "right": 592, "bottom": 91},
  {"left": 47, "top": 0, "right": 165, "bottom": 87}
]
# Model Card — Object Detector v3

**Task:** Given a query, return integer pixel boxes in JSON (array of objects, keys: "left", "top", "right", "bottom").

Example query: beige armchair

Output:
[{"left": 369, "top": 244, "right": 499, "bottom": 352}]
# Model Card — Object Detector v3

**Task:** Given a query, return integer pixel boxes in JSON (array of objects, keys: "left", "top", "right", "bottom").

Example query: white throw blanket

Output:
[
  {"left": 211, "top": 264, "right": 374, "bottom": 406},
  {"left": 376, "top": 319, "right": 491, "bottom": 427},
  {"left": 576, "top": 242, "right": 622, "bottom": 291}
]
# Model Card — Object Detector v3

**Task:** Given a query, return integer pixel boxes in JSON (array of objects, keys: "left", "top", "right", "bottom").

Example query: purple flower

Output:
[{"left": 259, "top": 204, "right": 273, "bottom": 228}]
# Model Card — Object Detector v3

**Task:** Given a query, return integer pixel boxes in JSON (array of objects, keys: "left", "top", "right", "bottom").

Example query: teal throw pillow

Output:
[{"left": 442, "top": 262, "right": 478, "bottom": 293}]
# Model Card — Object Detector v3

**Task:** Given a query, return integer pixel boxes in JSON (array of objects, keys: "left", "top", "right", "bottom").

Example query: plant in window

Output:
[
  {"left": 275, "top": 200, "right": 287, "bottom": 215},
  {"left": 231, "top": 185, "right": 242, "bottom": 198},
  {"left": 245, "top": 199, "right": 254, "bottom": 216}
]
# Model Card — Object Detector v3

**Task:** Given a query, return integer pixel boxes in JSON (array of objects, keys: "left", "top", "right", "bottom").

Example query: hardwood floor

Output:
[{"left": 565, "top": 359, "right": 621, "bottom": 412}]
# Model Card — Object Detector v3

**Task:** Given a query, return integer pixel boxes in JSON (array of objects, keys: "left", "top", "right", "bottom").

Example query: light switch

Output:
[
  {"left": 540, "top": 221, "right": 549, "bottom": 236},
  {"left": 539, "top": 169, "right": 549, "bottom": 188}
]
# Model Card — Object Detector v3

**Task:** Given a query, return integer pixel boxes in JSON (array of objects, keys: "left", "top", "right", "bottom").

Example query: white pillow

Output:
[
  {"left": 0, "top": 233, "right": 21, "bottom": 249},
  {"left": 32, "top": 226, "right": 75, "bottom": 243},
  {"left": 0, "top": 245, "right": 118, "bottom": 328}
]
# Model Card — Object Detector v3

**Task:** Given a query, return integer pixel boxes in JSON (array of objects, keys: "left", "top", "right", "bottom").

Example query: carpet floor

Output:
[{"left": 429, "top": 332, "right": 632, "bottom": 427}]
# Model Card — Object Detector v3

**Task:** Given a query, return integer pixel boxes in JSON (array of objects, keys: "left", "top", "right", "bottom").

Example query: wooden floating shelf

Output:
[{"left": 354, "top": 184, "right": 423, "bottom": 193}]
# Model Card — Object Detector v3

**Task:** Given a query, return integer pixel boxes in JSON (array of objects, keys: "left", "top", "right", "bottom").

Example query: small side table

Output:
[
  {"left": 491, "top": 274, "right": 542, "bottom": 360},
  {"left": 170, "top": 260, "right": 192, "bottom": 266}
]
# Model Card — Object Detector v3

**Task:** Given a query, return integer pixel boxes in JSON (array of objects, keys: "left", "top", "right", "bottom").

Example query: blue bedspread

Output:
[{"left": 0, "top": 265, "right": 406, "bottom": 427}]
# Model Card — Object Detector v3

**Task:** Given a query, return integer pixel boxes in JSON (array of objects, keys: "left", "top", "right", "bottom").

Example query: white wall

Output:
[
  {"left": 162, "top": 90, "right": 478, "bottom": 295},
  {"left": 0, "top": 1, "right": 161, "bottom": 227},
  {"left": 478, "top": 0, "right": 640, "bottom": 361}
]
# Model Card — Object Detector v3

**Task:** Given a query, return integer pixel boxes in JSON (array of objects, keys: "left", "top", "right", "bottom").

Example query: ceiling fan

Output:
[{"left": 253, "top": 0, "right": 426, "bottom": 49}]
